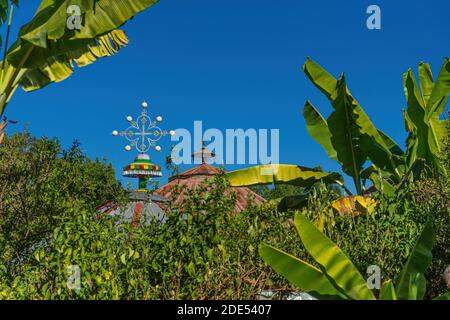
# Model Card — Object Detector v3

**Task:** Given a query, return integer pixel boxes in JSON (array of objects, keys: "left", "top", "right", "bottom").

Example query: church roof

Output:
[
  {"left": 169, "top": 163, "right": 222, "bottom": 181},
  {"left": 155, "top": 163, "right": 265, "bottom": 213}
]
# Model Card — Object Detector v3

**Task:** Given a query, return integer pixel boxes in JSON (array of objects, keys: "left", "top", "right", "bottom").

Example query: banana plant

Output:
[
  {"left": 259, "top": 213, "right": 446, "bottom": 300},
  {"left": 0, "top": 0, "right": 160, "bottom": 118},
  {"left": 227, "top": 58, "right": 449, "bottom": 206},
  {"left": 403, "top": 59, "right": 450, "bottom": 174},
  {"left": 302, "top": 58, "right": 406, "bottom": 195},
  {"left": 304, "top": 58, "right": 450, "bottom": 193}
]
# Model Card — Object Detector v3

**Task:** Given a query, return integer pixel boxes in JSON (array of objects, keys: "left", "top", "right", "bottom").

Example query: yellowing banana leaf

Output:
[
  {"left": 331, "top": 196, "right": 376, "bottom": 216},
  {"left": 1, "top": 1, "right": 159, "bottom": 117},
  {"left": 395, "top": 221, "right": 436, "bottom": 300},
  {"left": 303, "top": 100, "right": 337, "bottom": 161},
  {"left": 226, "top": 164, "right": 343, "bottom": 188},
  {"left": 259, "top": 243, "right": 346, "bottom": 299},
  {"left": 379, "top": 280, "right": 397, "bottom": 300},
  {"left": 7, "top": 0, "right": 159, "bottom": 69},
  {"left": 294, "top": 213, "right": 376, "bottom": 300},
  {"left": 19, "top": 30, "right": 128, "bottom": 92}
]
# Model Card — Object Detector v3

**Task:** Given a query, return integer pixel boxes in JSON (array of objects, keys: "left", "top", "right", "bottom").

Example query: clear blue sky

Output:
[{"left": 6, "top": 0, "right": 450, "bottom": 190}]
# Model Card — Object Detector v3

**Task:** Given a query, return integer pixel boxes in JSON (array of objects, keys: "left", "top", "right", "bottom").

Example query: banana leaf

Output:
[
  {"left": 433, "top": 292, "right": 450, "bottom": 300},
  {"left": 331, "top": 195, "right": 376, "bottom": 216},
  {"left": 7, "top": 0, "right": 159, "bottom": 69},
  {"left": 277, "top": 193, "right": 309, "bottom": 212},
  {"left": 294, "top": 213, "right": 376, "bottom": 300},
  {"left": 327, "top": 76, "right": 366, "bottom": 194},
  {"left": 259, "top": 243, "right": 346, "bottom": 299},
  {"left": 395, "top": 221, "right": 436, "bottom": 300},
  {"left": 303, "top": 100, "right": 337, "bottom": 161},
  {"left": 379, "top": 280, "right": 397, "bottom": 300},
  {"left": 226, "top": 164, "right": 343, "bottom": 188},
  {"left": 18, "top": 30, "right": 129, "bottom": 91}
]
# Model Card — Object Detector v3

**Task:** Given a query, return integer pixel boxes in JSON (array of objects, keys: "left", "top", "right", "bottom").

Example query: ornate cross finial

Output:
[
  {"left": 112, "top": 101, "right": 175, "bottom": 154},
  {"left": 111, "top": 101, "right": 175, "bottom": 192}
]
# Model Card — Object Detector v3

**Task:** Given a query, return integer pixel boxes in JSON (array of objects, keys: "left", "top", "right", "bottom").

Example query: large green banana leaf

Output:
[
  {"left": 259, "top": 243, "right": 346, "bottom": 299},
  {"left": 377, "top": 129, "right": 405, "bottom": 157},
  {"left": 403, "top": 70, "right": 433, "bottom": 166},
  {"left": 294, "top": 213, "right": 376, "bottom": 300},
  {"left": 327, "top": 76, "right": 366, "bottom": 194},
  {"left": 303, "top": 100, "right": 337, "bottom": 161},
  {"left": 426, "top": 59, "right": 450, "bottom": 117},
  {"left": 395, "top": 221, "right": 436, "bottom": 300},
  {"left": 226, "top": 164, "right": 343, "bottom": 188}
]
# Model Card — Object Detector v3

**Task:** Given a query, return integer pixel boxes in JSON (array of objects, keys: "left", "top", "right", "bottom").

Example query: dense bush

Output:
[
  {"left": 295, "top": 178, "right": 448, "bottom": 299},
  {"left": 0, "top": 131, "right": 448, "bottom": 299},
  {"left": 0, "top": 173, "right": 301, "bottom": 299},
  {"left": 0, "top": 132, "right": 125, "bottom": 275}
]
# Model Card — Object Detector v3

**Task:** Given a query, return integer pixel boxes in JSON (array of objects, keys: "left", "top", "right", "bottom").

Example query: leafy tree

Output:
[{"left": 0, "top": 132, "right": 125, "bottom": 273}]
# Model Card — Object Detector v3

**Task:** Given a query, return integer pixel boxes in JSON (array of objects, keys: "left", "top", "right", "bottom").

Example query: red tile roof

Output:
[{"left": 156, "top": 164, "right": 265, "bottom": 213}]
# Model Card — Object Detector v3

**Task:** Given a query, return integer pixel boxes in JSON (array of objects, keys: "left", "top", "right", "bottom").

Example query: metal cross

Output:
[{"left": 112, "top": 101, "right": 174, "bottom": 153}]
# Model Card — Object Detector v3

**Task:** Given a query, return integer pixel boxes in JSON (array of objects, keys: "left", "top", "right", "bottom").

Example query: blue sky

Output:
[{"left": 5, "top": 0, "right": 450, "bottom": 190}]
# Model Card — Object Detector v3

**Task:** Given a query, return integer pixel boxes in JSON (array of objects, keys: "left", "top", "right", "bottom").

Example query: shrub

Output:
[{"left": 0, "top": 132, "right": 125, "bottom": 275}]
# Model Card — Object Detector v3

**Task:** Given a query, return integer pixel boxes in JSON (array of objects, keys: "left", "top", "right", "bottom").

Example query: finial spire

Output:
[
  {"left": 192, "top": 139, "right": 216, "bottom": 164},
  {"left": 112, "top": 100, "right": 175, "bottom": 192}
]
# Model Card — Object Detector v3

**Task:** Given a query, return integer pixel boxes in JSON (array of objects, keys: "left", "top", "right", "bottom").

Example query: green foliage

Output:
[
  {"left": 260, "top": 211, "right": 437, "bottom": 300},
  {"left": 298, "top": 177, "right": 449, "bottom": 299},
  {"left": 0, "top": 171, "right": 306, "bottom": 299},
  {"left": 403, "top": 60, "right": 450, "bottom": 173},
  {"left": 303, "top": 58, "right": 405, "bottom": 194},
  {"left": 1, "top": 149, "right": 448, "bottom": 299},
  {"left": 0, "top": 132, "right": 125, "bottom": 274},
  {"left": 303, "top": 58, "right": 449, "bottom": 193},
  {"left": 1, "top": 124, "right": 449, "bottom": 300}
]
